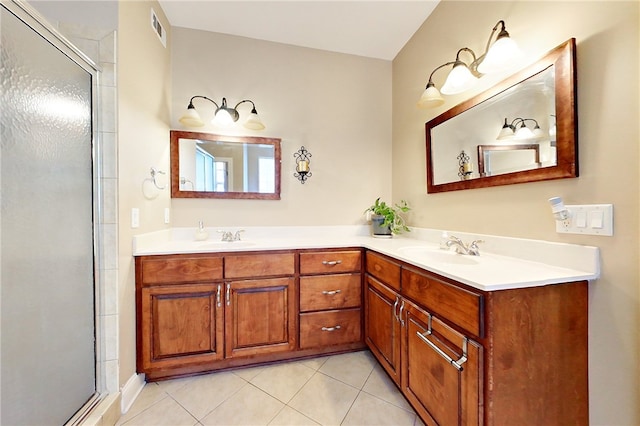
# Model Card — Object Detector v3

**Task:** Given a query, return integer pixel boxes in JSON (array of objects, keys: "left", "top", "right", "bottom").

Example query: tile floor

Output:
[{"left": 116, "top": 350, "right": 424, "bottom": 426}]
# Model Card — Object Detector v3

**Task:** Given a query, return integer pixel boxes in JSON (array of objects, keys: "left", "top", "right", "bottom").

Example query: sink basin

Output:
[
  {"left": 196, "top": 241, "right": 256, "bottom": 249},
  {"left": 397, "top": 246, "right": 479, "bottom": 265}
]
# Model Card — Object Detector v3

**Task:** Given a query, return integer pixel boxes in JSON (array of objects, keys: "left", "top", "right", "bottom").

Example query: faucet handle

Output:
[
  {"left": 469, "top": 239, "right": 484, "bottom": 255},
  {"left": 233, "top": 230, "right": 245, "bottom": 241}
]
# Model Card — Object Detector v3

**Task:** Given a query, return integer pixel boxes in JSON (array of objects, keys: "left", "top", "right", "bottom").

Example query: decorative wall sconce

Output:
[
  {"left": 294, "top": 146, "right": 312, "bottom": 184},
  {"left": 457, "top": 150, "right": 473, "bottom": 180},
  {"left": 417, "top": 20, "right": 522, "bottom": 108},
  {"left": 179, "top": 95, "right": 265, "bottom": 130},
  {"left": 496, "top": 117, "right": 546, "bottom": 141}
]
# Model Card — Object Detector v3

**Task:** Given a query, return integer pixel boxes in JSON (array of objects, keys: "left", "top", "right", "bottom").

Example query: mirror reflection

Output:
[
  {"left": 426, "top": 38, "right": 577, "bottom": 193},
  {"left": 170, "top": 131, "right": 281, "bottom": 199},
  {"left": 431, "top": 66, "right": 555, "bottom": 185}
]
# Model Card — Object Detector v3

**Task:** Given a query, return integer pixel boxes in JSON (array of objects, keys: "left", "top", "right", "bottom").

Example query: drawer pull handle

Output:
[
  {"left": 322, "top": 260, "right": 342, "bottom": 266},
  {"left": 322, "top": 290, "right": 342, "bottom": 295},
  {"left": 321, "top": 325, "right": 341, "bottom": 332},
  {"left": 416, "top": 315, "right": 468, "bottom": 371}
]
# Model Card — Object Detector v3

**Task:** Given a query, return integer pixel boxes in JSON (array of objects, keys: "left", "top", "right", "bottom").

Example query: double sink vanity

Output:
[{"left": 133, "top": 225, "right": 598, "bottom": 425}]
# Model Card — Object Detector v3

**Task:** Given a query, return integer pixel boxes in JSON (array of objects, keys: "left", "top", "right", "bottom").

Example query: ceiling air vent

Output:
[{"left": 151, "top": 9, "right": 166, "bottom": 48}]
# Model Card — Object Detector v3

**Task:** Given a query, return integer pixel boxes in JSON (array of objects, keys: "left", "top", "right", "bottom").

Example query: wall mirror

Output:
[
  {"left": 426, "top": 38, "right": 577, "bottom": 193},
  {"left": 170, "top": 130, "right": 281, "bottom": 199}
]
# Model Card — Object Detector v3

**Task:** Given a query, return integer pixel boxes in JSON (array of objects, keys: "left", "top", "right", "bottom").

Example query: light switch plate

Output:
[
  {"left": 131, "top": 208, "right": 140, "bottom": 229},
  {"left": 556, "top": 204, "right": 613, "bottom": 236}
]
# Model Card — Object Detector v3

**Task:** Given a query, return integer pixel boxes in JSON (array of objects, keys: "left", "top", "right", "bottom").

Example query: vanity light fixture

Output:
[
  {"left": 179, "top": 95, "right": 265, "bottom": 130},
  {"left": 497, "top": 117, "right": 546, "bottom": 141},
  {"left": 294, "top": 146, "right": 312, "bottom": 184},
  {"left": 417, "top": 20, "right": 522, "bottom": 109}
]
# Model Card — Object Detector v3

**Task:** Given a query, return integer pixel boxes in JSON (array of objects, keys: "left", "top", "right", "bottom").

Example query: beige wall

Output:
[
  {"left": 170, "top": 28, "right": 392, "bottom": 227},
  {"left": 118, "top": 1, "right": 172, "bottom": 385},
  {"left": 393, "top": 1, "right": 639, "bottom": 424}
]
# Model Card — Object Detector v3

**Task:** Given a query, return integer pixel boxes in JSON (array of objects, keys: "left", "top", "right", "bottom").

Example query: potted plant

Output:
[{"left": 364, "top": 198, "right": 410, "bottom": 237}]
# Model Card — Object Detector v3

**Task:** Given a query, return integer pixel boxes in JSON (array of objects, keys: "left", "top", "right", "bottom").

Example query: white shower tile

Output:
[
  {"left": 100, "top": 131, "right": 117, "bottom": 178},
  {"left": 104, "top": 314, "right": 118, "bottom": 361},
  {"left": 101, "top": 178, "right": 117, "bottom": 224},
  {"left": 99, "top": 86, "right": 116, "bottom": 133},
  {"left": 99, "top": 31, "right": 116, "bottom": 63}
]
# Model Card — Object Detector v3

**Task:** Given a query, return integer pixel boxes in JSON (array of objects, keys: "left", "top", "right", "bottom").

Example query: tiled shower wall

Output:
[{"left": 57, "top": 22, "right": 120, "bottom": 396}]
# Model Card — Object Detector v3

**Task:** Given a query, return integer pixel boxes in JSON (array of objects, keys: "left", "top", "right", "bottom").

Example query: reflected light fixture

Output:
[
  {"left": 179, "top": 95, "right": 265, "bottom": 130},
  {"left": 417, "top": 20, "right": 522, "bottom": 109},
  {"left": 497, "top": 117, "right": 546, "bottom": 141}
]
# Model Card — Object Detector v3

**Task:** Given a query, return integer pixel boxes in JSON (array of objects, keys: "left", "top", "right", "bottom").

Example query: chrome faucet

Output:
[
  {"left": 446, "top": 236, "right": 484, "bottom": 256},
  {"left": 218, "top": 229, "right": 245, "bottom": 242}
]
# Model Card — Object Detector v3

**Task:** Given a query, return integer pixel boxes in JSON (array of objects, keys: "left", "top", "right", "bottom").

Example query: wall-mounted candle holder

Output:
[
  {"left": 457, "top": 150, "right": 473, "bottom": 180},
  {"left": 294, "top": 146, "right": 312, "bottom": 184}
]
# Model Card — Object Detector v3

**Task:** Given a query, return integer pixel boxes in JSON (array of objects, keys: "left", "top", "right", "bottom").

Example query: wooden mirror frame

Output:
[
  {"left": 426, "top": 38, "right": 577, "bottom": 193},
  {"left": 170, "top": 130, "right": 281, "bottom": 199}
]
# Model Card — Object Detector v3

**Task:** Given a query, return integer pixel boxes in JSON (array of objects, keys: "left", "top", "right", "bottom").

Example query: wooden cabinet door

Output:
[
  {"left": 139, "top": 284, "right": 224, "bottom": 372},
  {"left": 364, "top": 274, "right": 402, "bottom": 385},
  {"left": 403, "top": 301, "right": 483, "bottom": 426},
  {"left": 225, "top": 277, "right": 296, "bottom": 358}
]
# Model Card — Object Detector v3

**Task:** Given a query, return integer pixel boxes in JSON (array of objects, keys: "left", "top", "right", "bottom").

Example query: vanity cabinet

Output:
[
  {"left": 364, "top": 249, "right": 588, "bottom": 426},
  {"left": 136, "top": 249, "right": 365, "bottom": 380},
  {"left": 299, "top": 249, "right": 363, "bottom": 349}
]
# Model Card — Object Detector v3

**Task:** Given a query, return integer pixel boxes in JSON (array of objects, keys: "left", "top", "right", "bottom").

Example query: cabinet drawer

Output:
[
  {"left": 225, "top": 253, "right": 295, "bottom": 278},
  {"left": 139, "top": 256, "right": 223, "bottom": 285},
  {"left": 402, "top": 268, "right": 483, "bottom": 337},
  {"left": 300, "top": 274, "right": 361, "bottom": 312},
  {"left": 365, "top": 251, "right": 401, "bottom": 291},
  {"left": 300, "top": 250, "right": 362, "bottom": 275},
  {"left": 300, "top": 309, "right": 362, "bottom": 349}
]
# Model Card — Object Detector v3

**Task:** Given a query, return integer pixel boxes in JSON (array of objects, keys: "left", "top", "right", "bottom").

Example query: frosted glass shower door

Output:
[{"left": 1, "top": 5, "right": 96, "bottom": 425}]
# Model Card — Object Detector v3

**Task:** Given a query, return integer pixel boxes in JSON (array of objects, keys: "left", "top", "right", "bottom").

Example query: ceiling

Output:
[{"left": 157, "top": 1, "right": 440, "bottom": 61}]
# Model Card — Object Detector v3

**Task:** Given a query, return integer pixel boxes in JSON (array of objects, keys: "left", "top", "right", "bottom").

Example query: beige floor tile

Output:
[
  {"left": 362, "top": 364, "right": 414, "bottom": 411},
  {"left": 118, "top": 396, "right": 198, "bottom": 426},
  {"left": 342, "top": 392, "right": 416, "bottom": 426},
  {"left": 117, "top": 383, "right": 169, "bottom": 424},
  {"left": 297, "top": 356, "right": 328, "bottom": 371},
  {"left": 318, "top": 351, "right": 377, "bottom": 389},
  {"left": 200, "top": 383, "right": 284, "bottom": 425},
  {"left": 250, "top": 361, "right": 316, "bottom": 403},
  {"left": 233, "top": 364, "right": 269, "bottom": 381},
  {"left": 168, "top": 371, "right": 247, "bottom": 420},
  {"left": 288, "top": 372, "right": 359, "bottom": 425},
  {"left": 268, "top": 406, "right": 319, "bottom": 425}
]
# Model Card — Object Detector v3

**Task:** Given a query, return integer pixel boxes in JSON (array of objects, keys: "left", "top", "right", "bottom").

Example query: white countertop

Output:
[{"left": 133, "top": 226, "right": 600, "bottom": 292}]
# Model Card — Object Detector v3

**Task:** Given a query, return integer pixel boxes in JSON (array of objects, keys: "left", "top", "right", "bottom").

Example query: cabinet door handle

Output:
[
  {"left": 398, "top": 299, "right": 405, "bottom": 327},
  {"left": 393, "top": 296, "right": 400, "bottom": 322},
  {"left": 216, "top": 284, "right": 221, "bottom": 308},
  {"left": 321, "top": 325, "right": 341, "bottom": 332},
  {"left": 416, "top": 326, "right": 468, "bottom": 372},
  {"left": 322, "top": 289, "right": 341, "bottom": 295},
  {"left": 322, "top": 260, "right": 342, "bottom": 266},
  {"left": 226, "top": 283, "right": 231, "bottom": 306}
]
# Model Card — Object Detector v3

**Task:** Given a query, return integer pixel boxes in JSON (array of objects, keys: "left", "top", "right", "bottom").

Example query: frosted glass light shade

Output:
[
  {"left": 244, "top": 111, "right": 265, "bottom": 130},
  {"left": 417, "top": 84, "right": 444, "bottom": 108},
  {"left": 477, "top": 36, "right": 522, "bottom": 74},
  {"left": 441, "top": 63, "right": 478, "bottom": 95},
  {"left": 515, "top": 124, "right": 534, "bottom": 139},
  {"left": 179, "top": 107, "right": 205, "bottom": 127},
  {"left": 532, "top": 125, "right": 546, "bottom": 140},
  {"left": 496, "top": 122, "right": 515, "bottom": 140},
  {"left": 213, "top": 108, "right": 234, "bottom": 127}
]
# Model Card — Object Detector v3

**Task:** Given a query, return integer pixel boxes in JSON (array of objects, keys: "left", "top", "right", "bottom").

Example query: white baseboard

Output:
[{"left": 120, "top": 373, "right": 145, "bottom": 414}]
